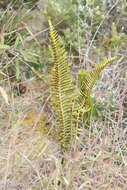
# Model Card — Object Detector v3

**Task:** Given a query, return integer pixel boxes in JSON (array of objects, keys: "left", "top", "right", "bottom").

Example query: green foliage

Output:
[
  {"left": 49, "top": 21, "right": 116, "bottom": 149},
  {"left": 15, "top": 59, "right": 20, "bottom": 80},
  {"left": 0, "top": 0, "right": 38, "bottom": 10},
  {"left": 43, "top": 0, "right": 80, "bottom": 52},
  {"left": 111, "top": 22, "right": 125, "bottom": 47},
  {"left": 0, "top": 6, "right": 45, "bottom": 80},
  {"left": 43, "top": 0, "right": 110, "bottom": 55}
]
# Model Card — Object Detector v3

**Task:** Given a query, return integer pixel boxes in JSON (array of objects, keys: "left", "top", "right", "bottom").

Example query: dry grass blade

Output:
[{"left": 0, "top": 86, "right": 9, "bottom": 105}]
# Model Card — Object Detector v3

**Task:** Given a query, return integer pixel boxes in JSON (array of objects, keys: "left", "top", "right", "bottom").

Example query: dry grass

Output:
[
  {"left": 0, "top": 1, "right": 127, "bottom": 190},
  {"left": 0, "top": 64, "right": 127, "bottom": 189}
]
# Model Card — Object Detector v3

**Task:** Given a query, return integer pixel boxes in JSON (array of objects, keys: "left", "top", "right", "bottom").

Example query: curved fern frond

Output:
[
  {"left": 49, "top": 20, "right": 80, "bottom": 149},
  {"left": 78, "top": 57, "right": 117, "bottom": 109}
]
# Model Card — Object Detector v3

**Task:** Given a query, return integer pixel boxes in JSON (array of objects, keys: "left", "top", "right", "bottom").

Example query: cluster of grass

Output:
[{"left": 0, "top": 0, "right": 127, "bottom": 189}]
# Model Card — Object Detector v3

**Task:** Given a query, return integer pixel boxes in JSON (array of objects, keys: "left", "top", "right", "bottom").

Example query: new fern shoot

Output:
[{"left": 49, "top": 20, "right": 117, "bottom": 150}]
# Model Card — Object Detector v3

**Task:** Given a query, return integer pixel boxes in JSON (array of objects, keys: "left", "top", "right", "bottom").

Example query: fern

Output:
[
  {"left": 49, "top": 20, "right": 80, "bottom": 149},
  {"left": 49, "top": 20, "right": 117, "bottom": 149}
]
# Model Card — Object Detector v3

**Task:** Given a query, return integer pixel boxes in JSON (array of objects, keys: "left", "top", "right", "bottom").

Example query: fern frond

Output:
[
  {"left": 78, "top": 57, "right": 117, "bottom": 109},
  {"left": 49, "top": 19, "right": 117, "bottom": 148},
  {"left": 49, "top": 20, "right": 79, "bottom": 149}
]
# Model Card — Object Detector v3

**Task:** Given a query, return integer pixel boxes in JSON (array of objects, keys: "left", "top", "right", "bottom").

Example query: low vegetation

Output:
[{"left": 0, "top": 0, "right": 127, "bottom": 189}]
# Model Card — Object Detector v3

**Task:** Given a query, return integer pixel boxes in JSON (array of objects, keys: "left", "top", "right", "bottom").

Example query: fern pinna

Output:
[
  {"left": 49, "top": 20, "right": 80, "bottom": 149},
  {"left": 49, "top": 20, "right": 116, "bottom": 149}
]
